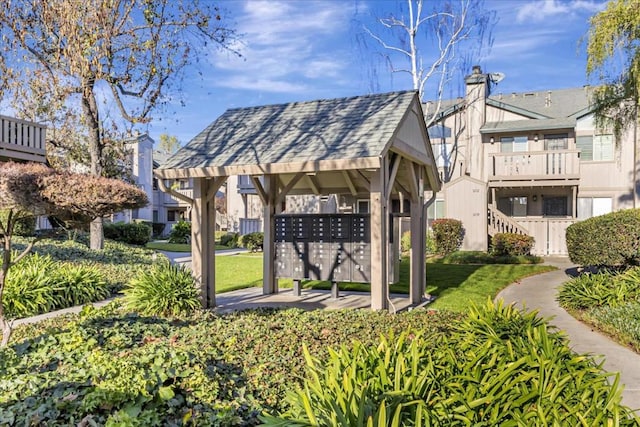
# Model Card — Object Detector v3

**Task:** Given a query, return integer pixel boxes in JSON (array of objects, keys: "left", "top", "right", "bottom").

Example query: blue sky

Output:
[{"left": 144, "top": 0, "right": 607, "bottom": 145}]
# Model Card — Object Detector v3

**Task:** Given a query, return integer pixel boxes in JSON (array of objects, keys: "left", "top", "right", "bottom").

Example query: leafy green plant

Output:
[
  {"left": 220, "top": 232, "right": 239, "bottom": 248},
  {"left": 491, "top": 232, "right": 534, "bottom": 256},
  {"left": 3, "top": 253, "right": 60, "bottom": 318},
  {"left": 557, "top": 270, "right": 639, "bottom": 311},
  {"left": 123, "top": 262, "right": 201, "bottom": 316},
  {"left": 566, "top": 209, "right": 640, "bottom": 267},
  {"left": 168, "top": 220, "right": 191, "bottom": 244},
  {"left": 431, "top": 218, "right": 464, "bottom": 255},
  {"left": 51, "top": 263, "right": 110, "bottom": 306},
  {"left": 263, "top": 300, "right": 637, "bottom": 426},
  {"left": 241, "top": 232, "right": 263, "bottom": 252}
]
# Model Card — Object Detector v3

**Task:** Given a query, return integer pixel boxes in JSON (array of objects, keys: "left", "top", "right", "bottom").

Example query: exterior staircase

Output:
[{"left": 487, "top": 205, "right": 528, "bottom": 236}]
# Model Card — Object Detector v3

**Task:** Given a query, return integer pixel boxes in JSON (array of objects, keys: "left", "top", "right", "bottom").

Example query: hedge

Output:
[
  {"left": 491, "top": 232, "right": 535, "bottom": 256},
  {"left": 431, "top": 218, "right": 464, "bottom": 255},
  {"left": 566, "top": 209, "right": 640, "bottom": 267},
  {"left": 103, "top": 221, "right": 152, "bottom": 246}
]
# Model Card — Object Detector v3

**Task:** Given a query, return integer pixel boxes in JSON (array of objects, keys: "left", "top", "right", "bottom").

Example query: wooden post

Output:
[
  {"left": 370, "top": 161, "right": 388, "bottom": 310},
  {"left": 191, "top": 177, "right": 215, "bottom": 307},
  {"left": 263, "top": 174, "right": 277, "bottom": 294},
  {"left": 410, "top": 165, "right": 425, "bottom": 304}
]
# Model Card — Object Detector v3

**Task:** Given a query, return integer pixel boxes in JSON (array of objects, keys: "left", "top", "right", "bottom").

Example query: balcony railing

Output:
[
  {"left": 160, "top": 188, "right": 193, "bottom": 206},
  {"left": 0, "top": 115, "right": 46, "bottom": 162},
  {"left": 489, "top": 150, "right": 580, "bottom": 182}
]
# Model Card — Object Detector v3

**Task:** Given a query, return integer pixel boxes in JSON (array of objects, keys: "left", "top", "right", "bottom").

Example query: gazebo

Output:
[{"left": 154, "top": 90, "right": 441, "bottom": 311}]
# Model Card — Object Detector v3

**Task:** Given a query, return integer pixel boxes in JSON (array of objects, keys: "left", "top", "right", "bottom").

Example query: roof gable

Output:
[{"left": 159, "top": 91, "right": 419, "bottom": 173}]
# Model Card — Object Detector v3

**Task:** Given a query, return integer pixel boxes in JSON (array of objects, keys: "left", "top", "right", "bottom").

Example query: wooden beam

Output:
[
  {"left": 386, "top": 154, "right": 401, "bottom": 201},
  {"left": 251, "top": 176, "right": 267, "bottom": 205},
  {"left": 157, "top": 178, "right": 194, "bottom": 205},
  {"left": 191, "top": 178, "right": 216, "bottom": 308},
  {"left": 406, "top": 161, "right": 419, "bottom": 203},
  {"left": 275, "top": 171, "right": 304, "bottom": 206},
  {"left": 154, "top": 156, "right": 382, "bottom": 179},
  {"left": 342, "top": 170, "right": 358, "bottom": 196},
  {"left": 370, "top": 160, "right": 388, "bottom": 311},
  {"left": 263, "top": 175, "right": 277, "bottom": 294},
  {"left": 205, "top": 177, "right": 227, "bottom": 204},
  {"left": 306, "top": 174, "right": 321, "bottom": 195}
]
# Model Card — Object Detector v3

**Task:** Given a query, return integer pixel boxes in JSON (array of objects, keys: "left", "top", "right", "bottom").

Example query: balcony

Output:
[
  {"left": 0, "top": 115, "right": 46, "bottom": 163},
  {"left": 489, "top": 150, "right": 580, "bottom": 186},
  {"left": 237, "top": 175, "right": 260, "bottom": 195}
]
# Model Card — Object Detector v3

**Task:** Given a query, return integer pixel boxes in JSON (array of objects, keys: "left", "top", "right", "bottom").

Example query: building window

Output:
[
  {"left": 543, "top": 196, "right": 568, "bottom": 216},
  {"left": 544, "top": 133, "right": 568, "bottom": 150},
  {"left": 498, "top": 197, "right": 528, "bottom": 217},
  {"left": 577, "top": 197, "right": 612, "bottom": 219},
  {"left": 153, "top": 210, "right": 159, "bottom": 222},
  {"left": 432, "top": 142, "right": 453, "bottom": 167},
  {"left": 500, "top": 136, "right": 527, "bottom": 153},
  {"left": 152, "top": 178, "right": 158, "bottom": 190},
  {"left": 357, "top": 199, "right": 370, "bottom": 214},
  {"left": 576, "top": 134, "right": 614, "bottom": 161},
  {"left": 179, "top": 179, "right": 192, "bottom": 189}
]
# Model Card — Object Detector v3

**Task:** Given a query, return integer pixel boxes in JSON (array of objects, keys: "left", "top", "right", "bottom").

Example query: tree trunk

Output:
[
  {"left": 89, "top": 217, "right": 104, "bottom": 250},
  {"left": 81, "top": 77, "right": 105, "bottom": 250}
]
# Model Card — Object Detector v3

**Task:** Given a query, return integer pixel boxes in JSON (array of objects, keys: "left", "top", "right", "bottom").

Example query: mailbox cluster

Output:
[{"left": 274, "top": 214, "right": 371, "bottom": 283}]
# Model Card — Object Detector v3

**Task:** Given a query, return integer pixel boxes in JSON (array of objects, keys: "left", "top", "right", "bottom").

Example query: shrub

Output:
[
  {"left": 558, "top": 267, "right": 640, "bottom": 311},
  {"left": 104, "top": 221, "right": 152, "bottom": 246},
  {"left": 220, "top": 232, "right": 239, "bottom": 248},
  {"left": 122, "top": 262, "right": 201, "bottom": 317},
  {"left": 241, "top": 232, "right": 263, "bottom": 252},
  {"left": 51, "top": 263, "right": 110, "bottom": 307},
  {"left": 491, "top": 232, "right": 535, "bottom": 256},
  {"left": 566, "top": 209, "right": 640, "bottom": 267},
  {"left": 3, "top": 253, "right": 59, "bottom": 318},
  {"left": 431, "top": 218, "right": 464, "bottom": 255},
  {"left": 263, "top": 300, "right": 636, "bottom": 425},
  {"left": 151, "top": 222, "right": 166, "bottom": 238},
  {"left": 0, "top": 211, "right": 36, "bottom": 237},
  {"left": 168, "top": 220, "right": 191, "bottom": 244},
  {"left": 3, "top": 253, "right": 112, "bottom": 318},
  {"left": 400, "top": 230, "right": 437, "bottom": 255},
  {"left": 214, "top": 230, "right": 226, "bottom": 243}
]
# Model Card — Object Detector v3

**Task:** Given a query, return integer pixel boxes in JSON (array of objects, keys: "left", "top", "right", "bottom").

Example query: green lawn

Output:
[
  {"left": 146, "top": 241, "right": 229, "bottom": 252},
  {"left": 213, "top": 255, "right": 555, "bottom": 311}
]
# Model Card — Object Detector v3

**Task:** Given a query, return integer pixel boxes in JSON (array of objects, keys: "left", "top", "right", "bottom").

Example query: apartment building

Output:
[{"left": 428, "top": 66, "right": 637, "bottom": 255}]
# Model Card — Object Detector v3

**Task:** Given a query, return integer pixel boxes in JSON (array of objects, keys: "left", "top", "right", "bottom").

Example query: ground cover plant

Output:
[
  {"left": 262, "top": 301, "right": 636, "bottom": 425},
  {"left": 558, "top": 267, "right": 640, "bottom": 353},
  {"left": 0, "top": 302, "right": 634, "bottom": 425},
  {"left": 0, "top": 303, "right": 461, "bottom": 425}
]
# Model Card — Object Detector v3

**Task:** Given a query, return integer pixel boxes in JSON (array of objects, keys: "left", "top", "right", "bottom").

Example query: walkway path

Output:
[{"left": 497, "top": 257, "right": 640, "bottom": 411}]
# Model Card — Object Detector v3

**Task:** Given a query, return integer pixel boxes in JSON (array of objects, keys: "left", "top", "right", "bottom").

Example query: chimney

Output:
[
  {"left": 545, "top": 91, "right": 552, "bottom": 107},
  {"left": 472, "top": 65, "right": 482, "bottom": 75}
]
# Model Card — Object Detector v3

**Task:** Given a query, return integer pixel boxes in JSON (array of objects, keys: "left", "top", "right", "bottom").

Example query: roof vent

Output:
[{"left": 545, "top": 91, "right": 552, "bottom": 107}]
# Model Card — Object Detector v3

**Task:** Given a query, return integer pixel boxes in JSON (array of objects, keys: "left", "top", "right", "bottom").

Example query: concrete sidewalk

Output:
[{"left": 497, "top": 257, "right": 640, "bottom": 411}]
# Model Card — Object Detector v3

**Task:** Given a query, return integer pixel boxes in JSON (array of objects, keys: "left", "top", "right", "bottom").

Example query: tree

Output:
[
  {"left": 361, "top": 0, "right": 495, "bottom": 125},
  {"left": 0, "top": 162, "right": 148, "bottom": 346},
  {"left": 0, "top": 0, "right": 238, "bottom": 250},
  {"left": 586, "top": 0, "right": 640, "bottom": 139},
  {"left": 158, "top": 134, "right": 181, "bottom": 154}
]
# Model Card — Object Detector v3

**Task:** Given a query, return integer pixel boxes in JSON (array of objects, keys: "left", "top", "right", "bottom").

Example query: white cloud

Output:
[
  {"left": 515, "top": 0, "right": 606, "bottom": 23},
  {"left": 209, "top": 0, "right": 355, "bottom": 94}
]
